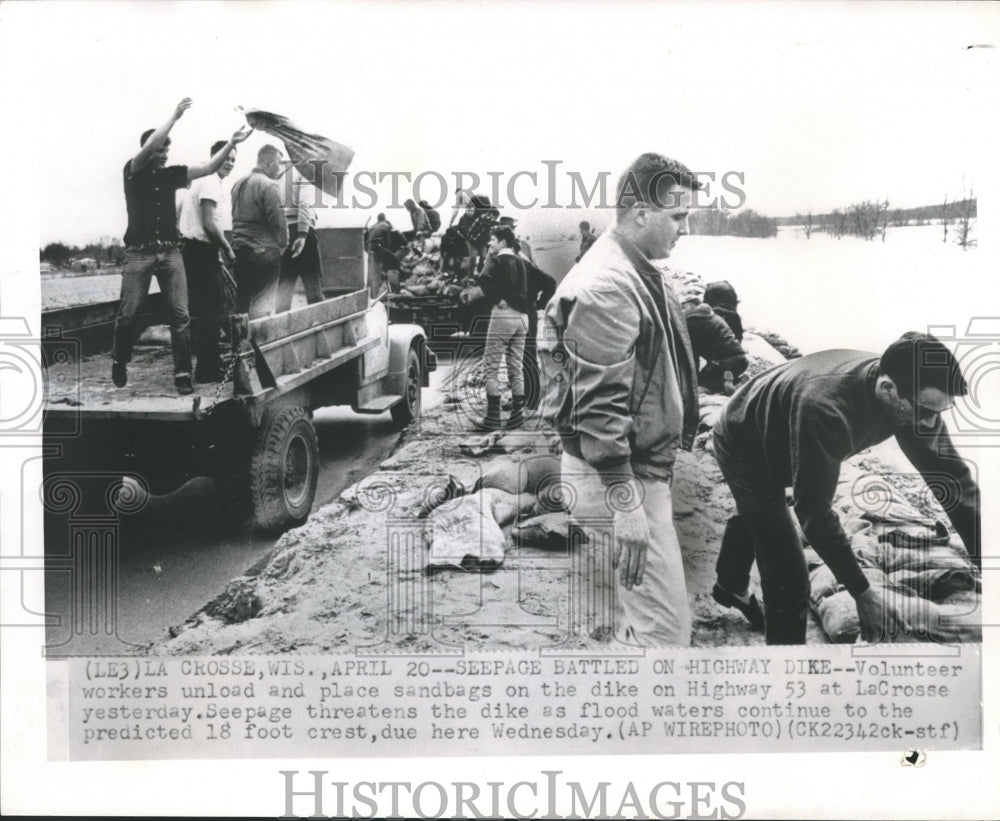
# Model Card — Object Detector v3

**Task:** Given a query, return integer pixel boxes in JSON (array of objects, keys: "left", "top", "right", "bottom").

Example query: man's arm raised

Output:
[
  {"left": 130, "top": 97, "right": 192, "bottom": 174},
  {"left": 188, "top": 126, "right": 253, "bottom": 181}
]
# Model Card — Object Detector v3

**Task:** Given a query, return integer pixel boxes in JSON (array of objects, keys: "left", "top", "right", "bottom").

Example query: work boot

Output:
[
  {"left": 474, "top": 394, "right": 502, "bottom": 431},
  {"left": 175, "top": 374, "right": 194, "bottom": 396},
  {"left": 711, "top": 583, "right": 765, "bottom": 631},
  {"left": 111, "top": 360, "right": 127, "bottom": 388},
  {"left": 506, "top": 395, "right": 525, "bottom": 429}
]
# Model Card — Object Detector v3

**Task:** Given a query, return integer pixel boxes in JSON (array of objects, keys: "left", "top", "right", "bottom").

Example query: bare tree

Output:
[
  {"left": 956, "top": 184, "right": 976, "bottom": 250},
  {"left": 880, "top": 197, "right": 890, "bottom": 243},
  {"left": 796, "top": 212, "right": 814, "bottom": 239},
  {"left": 941, "top": 194, "right": 951, "bottom": 243},
  {"left": 831, "top": 208, "right": 848, "bottom": 239}
]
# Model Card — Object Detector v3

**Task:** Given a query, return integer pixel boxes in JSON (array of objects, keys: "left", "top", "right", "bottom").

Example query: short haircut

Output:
[
  {"left": 491, "top": 225, "right": 519, "bottom": 250},
  {"left": 404, "top": 199, "right": 416, "bottom": 209},
  {"left": 210, "top": 140, "right": 230, "bottom": 156},
  {"left": 140, "top": 128, "right": 156, "bottom": 147},
  {"left": 580, "top": 221, "right": 590, "bottom": 230},
  {"left": 377, "top": 213, "right": 386, "bottom": 221},
  {"left": 879, "top": 332, "right": 968, "bottom": 400},
  {"left": 257, "top": 144, "right": 282, "bottom": 163},
  {"left": 704, "top": 280, "right": 740, "bottom": 311},
  {"left": 615, "top": 152, "right": 702, "bottom": 217}
]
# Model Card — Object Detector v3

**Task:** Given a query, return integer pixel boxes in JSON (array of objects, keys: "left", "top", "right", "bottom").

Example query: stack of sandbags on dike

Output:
[{"left": 805, "top": 465, "right": 980, "bottom": 643}]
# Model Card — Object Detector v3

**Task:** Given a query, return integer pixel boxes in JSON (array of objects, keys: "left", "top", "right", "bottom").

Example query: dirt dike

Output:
[{"left": 152, "top": 332, "right": 951, "bottom": 655}]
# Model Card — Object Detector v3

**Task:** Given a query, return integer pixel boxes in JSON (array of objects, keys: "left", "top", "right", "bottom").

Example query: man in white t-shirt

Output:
[{"left": 178, "top": 139, "right": 237, "bottom": 382}]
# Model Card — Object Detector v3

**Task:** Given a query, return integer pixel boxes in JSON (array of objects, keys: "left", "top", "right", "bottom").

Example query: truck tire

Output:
[
  {"left": 390, "top": 346, "right": 422, "bottom": 429},
  {"left": 250, "top": 407, "right": 319, "bottom": 532}
]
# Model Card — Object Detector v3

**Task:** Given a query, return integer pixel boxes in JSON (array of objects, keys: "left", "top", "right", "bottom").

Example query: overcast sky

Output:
[{"left": 1, "top": 1, "right": 997, "bottom": 247}]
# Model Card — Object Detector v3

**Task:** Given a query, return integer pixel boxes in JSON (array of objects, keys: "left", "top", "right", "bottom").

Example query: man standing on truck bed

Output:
[
  {"left": 275, "top": 169, "right": 324, "bottom": 312},
  {"left": 230, "top": 144, "right": 289, "bottom": 319},
  {"left": 178, "top": 139, "right": 239, "bottom": 383},
  {"left": 111, "top": 98, "right": 251, "bottom": 395}
]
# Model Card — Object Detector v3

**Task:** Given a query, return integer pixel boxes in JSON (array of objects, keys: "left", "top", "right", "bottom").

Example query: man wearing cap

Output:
[
  {"left": 230, "top": 144, "right": 289, "bottom": 318},
  {"left": 668, "top": 271, "right": 747, "bottom": 396},
  {"left": 712, "top": 331, "right": 980, "bottom": 644},
  {"left": 111, "top": 98, "right": 251, "bottom": 395},
  {"left": 540, "top": 152, "right": 701, "bottom": 647},
  {"left": 703, "top": 280, "right": 743, "bottom": 341}
]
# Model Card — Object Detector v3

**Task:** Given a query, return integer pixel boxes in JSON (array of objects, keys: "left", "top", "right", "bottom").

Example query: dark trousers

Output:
[
  {"left": 112, "top": 246, "right": 191, "bottom": 376},
  {"left": 276, "top": 227, "right": 324, "bottom": 312},
  {"left": 182, "top": 239, "right": 232, "bottom": 374},
  {"left": 713, "top": 425, "right": 810, "bottom": 645}
]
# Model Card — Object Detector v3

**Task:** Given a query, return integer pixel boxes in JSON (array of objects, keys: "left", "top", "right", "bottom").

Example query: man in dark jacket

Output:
[
  {"left": 461, "top": 225, "right": 531, "bottom": 430},
  {"left": 712, "top": 332, "right": 980, "bottom": 644},
  {"left": 685, "top": 302, "right": 748, "bottom": 394},
  {"left": 671, "top": 276, "right": 748, "bottom": 395}
]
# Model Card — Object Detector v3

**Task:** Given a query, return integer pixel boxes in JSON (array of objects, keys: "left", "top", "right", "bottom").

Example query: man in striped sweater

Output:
[{"left": 275, "top": 169, "right": 324, "bottom": 312}]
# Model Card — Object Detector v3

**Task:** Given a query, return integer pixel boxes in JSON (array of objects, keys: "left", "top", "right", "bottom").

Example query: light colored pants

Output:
[
  {"left": 561, "top": 451, "right": 692, "bottom": 647},
  {"left": 483, "top": 306, "right": 528, "bottom": 396}
]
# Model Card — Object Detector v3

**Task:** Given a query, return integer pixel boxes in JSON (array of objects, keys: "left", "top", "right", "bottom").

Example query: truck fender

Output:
[{"left": 387, "top": 324, "right": 432, "bottom": 390}]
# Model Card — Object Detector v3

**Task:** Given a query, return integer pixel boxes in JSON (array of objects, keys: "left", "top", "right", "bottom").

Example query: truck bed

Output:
[
  {"left": 44, "top": 289, "right": 377, "bottom": 423},
  {"left": 46, "top": 342, "right": 213, "bottom": 419}
]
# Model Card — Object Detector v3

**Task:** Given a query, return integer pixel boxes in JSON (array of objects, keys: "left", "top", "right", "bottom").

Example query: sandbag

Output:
[
  {"left": 425, "top": 491, "right": 507, "bottom": 572},
  {"left": 417, "top": 475, "right": 467, "bottom": 518},
  {"left": 241, "top": 108, "right": 354, "bottom": 199},
  {"left": 513, "top": 512, "right": 572, "bottom": 549},
  {"left": 889, "top": 567, "right": 977, "bottom": 601},
  {"left": 887, "top": 586, "right": 982, "bottom": 643},
  {"left": 879, "top": 519, "right": 950, "bottom": 549},
  {"left": 814, "top": 590, "right": 860, "bottom": 643},
  {"left": 877, "top": 542, "right": 972, "bottom": 574},
  {"left": 473, "top": 454, "right": 562, "bottom": 499}
]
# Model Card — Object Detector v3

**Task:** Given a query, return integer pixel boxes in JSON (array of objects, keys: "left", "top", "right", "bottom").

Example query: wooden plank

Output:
[
  {"left": 248, "top": 290, "right": 366, "bottom": 344},
  {"left": 45, "top": 333, "right": 382, "bottom": 422},
  {"left": 284, "top": 290, "right": 366, "bottom": 336}
]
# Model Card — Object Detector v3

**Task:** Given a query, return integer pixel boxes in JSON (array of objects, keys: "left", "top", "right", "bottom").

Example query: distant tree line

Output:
[
  {"left": 690, "top": 206, "right": 778, "bottom": 238},
  {"left": 782, "top": 196, "right": 976, "bottom": 247},
  {"left": 41, "top": 237, "right": 126, "bottom": 268}
]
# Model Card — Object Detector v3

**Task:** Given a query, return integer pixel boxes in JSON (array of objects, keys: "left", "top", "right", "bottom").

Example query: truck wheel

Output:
[
  {"left": 390, "top": 346, "right": 422, "bottom": 428},
  {"left": 250, "top": 407, "right": 319, "bottom": 532}
]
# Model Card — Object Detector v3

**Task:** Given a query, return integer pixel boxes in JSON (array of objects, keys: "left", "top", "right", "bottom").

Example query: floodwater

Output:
[
  {"left": 535, "top": 224, "right": 989, "bottom": 356},
  {"left": 533, "top": 222, "right": 996, "bottom": 470}
]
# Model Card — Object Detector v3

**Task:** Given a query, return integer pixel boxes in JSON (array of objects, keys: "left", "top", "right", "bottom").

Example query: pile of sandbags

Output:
[
  {"left": 396, "top": 236, "right": 473, "bottom": 298},
  {"left": 420, "top": 454, "right": 568, "bottom": 573},
  {"left": 806, "top": 498, "right": 980, "bottom": 643}
]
